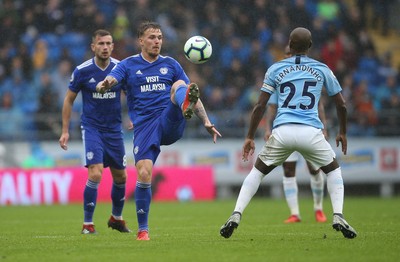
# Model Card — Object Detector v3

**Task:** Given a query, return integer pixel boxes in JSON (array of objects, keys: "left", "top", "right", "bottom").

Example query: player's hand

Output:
[
  {"left": 205, "top": 123, "right": 222, "bottom": 143},
  {"left": 127, "top": 121, "right": 134, "bottom": 130},
  {"left": 336, "top": 133, "right": 347, "bottom": 155},
  {"left": 96, "top": 80, "right": 110, "bottom": 94},
  {"left": 59, "top": 133, "right": 69, "bottom": 150},
  {"left": 242, "top": 138, "right": 255, "bottom": 161}
]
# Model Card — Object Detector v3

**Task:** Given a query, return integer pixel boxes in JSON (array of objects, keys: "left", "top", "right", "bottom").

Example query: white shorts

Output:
[
  {"left": 258, "top": 124, "right": 336, "bottom": 170},
  {"left": 285, "top": 151, "right": 300, "bottom": 162}
]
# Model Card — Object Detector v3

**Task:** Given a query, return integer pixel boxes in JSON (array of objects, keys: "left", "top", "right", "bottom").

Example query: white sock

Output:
[
  {"left": 234, "top": 167, "right": 264, "bottom": 214},
  {"left": 326, "top": 167, "right": 344, "bottom": 214},
  {"left": 310, "top": 171, "right": 324, "bottom": 211},
  {"left": 283, "top": 176, "right": 299, "bottom": 216}
]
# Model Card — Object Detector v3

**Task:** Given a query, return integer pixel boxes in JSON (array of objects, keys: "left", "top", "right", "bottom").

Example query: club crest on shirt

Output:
[{"left": 159, "top": 67, "right": 168, "bottom": 75}]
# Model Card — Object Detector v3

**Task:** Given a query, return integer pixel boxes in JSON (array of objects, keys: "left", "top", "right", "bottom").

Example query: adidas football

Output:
[{"left": 184, "top": 36, "right": 212, "bottom": 64}]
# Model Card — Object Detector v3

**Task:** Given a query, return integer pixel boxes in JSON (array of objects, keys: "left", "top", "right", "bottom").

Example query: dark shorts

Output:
[
  {"left": 132, "top": 102, "right": 186, "bottom": 164},
  {"left": 81, "top": 125, "right": 126, "bottom": 169}
]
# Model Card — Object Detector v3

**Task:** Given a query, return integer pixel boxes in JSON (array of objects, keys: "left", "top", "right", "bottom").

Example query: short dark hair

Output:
[
  {"left": 289, "top": 27, "right": 312, "bottom": 53},
  {"left": 137, "top": 21, "right": 161, "bottom": 38},
  {"left": 92, "top": 29, "right": 111, "bottom": 42}
]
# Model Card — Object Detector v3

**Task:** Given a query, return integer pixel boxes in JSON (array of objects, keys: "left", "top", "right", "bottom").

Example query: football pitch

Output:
[{"left": 1, "top": 197, "right": 399, "bottom": 262}]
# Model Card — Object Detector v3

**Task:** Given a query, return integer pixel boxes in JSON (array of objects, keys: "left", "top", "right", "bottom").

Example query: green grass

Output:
[{"left": 1, "top": 197, "right": 399, "bottom": 262}]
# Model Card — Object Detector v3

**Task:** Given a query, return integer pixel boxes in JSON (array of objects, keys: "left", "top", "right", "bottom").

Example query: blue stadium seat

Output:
[
  {"left": 60, "top": 32, "right": 89, "bottom": 63},
  {"left": 39, "top": 33, "right": 61, "bottom": 62}
]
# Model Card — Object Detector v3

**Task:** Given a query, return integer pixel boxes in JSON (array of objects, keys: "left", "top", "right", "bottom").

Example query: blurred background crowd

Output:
[{"left": 0, "top": 0, "right": 399, "bottom": 142}]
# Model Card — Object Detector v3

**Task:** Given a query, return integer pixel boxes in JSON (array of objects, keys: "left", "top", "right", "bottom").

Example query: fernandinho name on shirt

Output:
[
  {"left": 92, "top": 92, "right": 116, "bottom": 99},
  {"left": 141, "top": 75, "right": 166, "bottom": 92},
  {"left": 275, "top": 65, "right": 323, "bottom": 83}
]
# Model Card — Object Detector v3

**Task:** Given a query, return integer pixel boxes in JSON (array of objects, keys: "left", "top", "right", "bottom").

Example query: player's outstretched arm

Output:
[
  {"left": 246, "top": 91, "right": 271, "bottom": 140},
  {"left": 264, "top": 103, "right": 277, "bottom": 141},
  {"left": 194, "top": 99, "right": 222, "bottom": 143},
  {"left": 318, "top": 96, "right": 329, "bottom": 139},
  {"left": 96, "top": 76, "right": 118, "bottom": 94},
  {"left": 333, "top": 92, "right": 347, "bottom": 155},
  {"left": 243, "top": 91, "right": 270, "bottom": 161},
  {"left": 59, "top": 90, "right": 78, "bottom": 150}
]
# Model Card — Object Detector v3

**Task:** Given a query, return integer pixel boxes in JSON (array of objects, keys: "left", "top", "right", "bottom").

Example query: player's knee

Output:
[
  {"left": 88, "top": 165, "right": 103, "bottom": 182},
  {"left": 136, "top": 168, "right": 152, "bottom": 183},
  {"left": 111, "top": 169, "right": 127, "bottom": 183}
]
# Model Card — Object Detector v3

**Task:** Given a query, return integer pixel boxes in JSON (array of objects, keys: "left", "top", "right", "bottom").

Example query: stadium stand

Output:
[{"left": 0, "top": 0, "right": 399, "bottom": 142}]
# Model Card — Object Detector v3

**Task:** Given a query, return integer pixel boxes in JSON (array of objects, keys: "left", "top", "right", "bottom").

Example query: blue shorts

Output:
[
  {"left": 133, "top": 103, "right": 186, "bottom": 164},
  {"left": 81, "top": 125, "right": 126, "bottom": 169}
]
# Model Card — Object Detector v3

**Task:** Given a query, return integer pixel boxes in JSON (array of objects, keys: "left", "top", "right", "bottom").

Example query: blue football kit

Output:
[
  {"left": 109, "top": 54, "right": 190, "bottom": 163},
  {"left": 69, "top": 57, "right": 126, "bottom": 169},
  {"left": 262, "top": 55, "right": 342, "bottom": 129}
]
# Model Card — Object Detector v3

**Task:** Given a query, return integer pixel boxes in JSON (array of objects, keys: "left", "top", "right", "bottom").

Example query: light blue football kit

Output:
[
  {"left": 263, "top": 55, "right": 342, "bottom": 130},
  {"left": 260, "top": 55, "right": 341, "bottom": 168}
]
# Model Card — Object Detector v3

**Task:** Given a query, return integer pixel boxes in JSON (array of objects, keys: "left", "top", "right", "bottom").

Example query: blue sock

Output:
[
  {"left": 174, "top": 84, "right": 187, "bottom": 108},
  {"left": 111, "top": 182, "right": 126, "bottom": 217},
  {"left": 135, "top": 181, "right": 152, "bottom": 231},
  {"left": 83, "top": 180, "right": 99, "bottom": 223}
]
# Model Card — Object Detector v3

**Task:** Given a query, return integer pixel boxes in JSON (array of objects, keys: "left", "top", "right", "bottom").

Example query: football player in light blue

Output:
[
  {"left": 265, "top": 91, "right": 327, "bottom": 224},
  {"left": 221, "top": 27, "right": 357, "bottom": 239},
  {"left": 59, "top": 30, "right": 131, "bottom": 234},
  {"left": 96, "top": 21, "right": 221, "bottom": 240}
]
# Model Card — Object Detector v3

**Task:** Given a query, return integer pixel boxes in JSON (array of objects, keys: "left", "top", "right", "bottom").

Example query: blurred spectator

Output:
[
  {"left": 351, "top": 79, "right": 378, "bottom": 136},
  {"left": 375, "top": 75, "right": 400, "bottom": 110},
  {"left": 126, "top": 0, "right": 155, "bottom": 30},
  {"left": 288, "top": 0, "right": 313, "bottom": 29},
  {"left": 0, "top": 0, "right": 20, "bottom": 45},
  {"left": 357, "top": 0, "right": 394, "bottom": 36},
  {"left": 320, "top": 31, "right": 344, "bottom": 72},
  {"left": 378, "top": 93, "right": 400, "bottom": 136},
  {"left": 34, "top": 71, "right": 62, "bottom": 140},
  {"left": 316, "top": 0, "right": 341, "bottom": 27},
  {"left": 32, "top": 39, "right": 49, "bottom": 72},
  {"left": 42, "top": 0, "right": 65, "bottom": 34},
  {"left": 51, "top": 58, "right": 73, "bottom": 107},
  {"left": 0, "top": 91, "right": 24, "bottom": 140},
  {"left": 3, "top": 56, "right": 38, "bottom": 114},
  {"left": 71, "top": 0, "right": 99, "bottom": 34}
]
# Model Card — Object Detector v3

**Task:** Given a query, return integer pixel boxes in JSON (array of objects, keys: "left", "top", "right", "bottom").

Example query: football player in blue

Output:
[
  {"left": 96, "top": 21, "right": 221, "bottom": 240},
  {"left": 220, "top": 27, "right": 357, "bottom": 239},
  {"left": 59, "top": 29, "right": 131, "bottom": 234}
]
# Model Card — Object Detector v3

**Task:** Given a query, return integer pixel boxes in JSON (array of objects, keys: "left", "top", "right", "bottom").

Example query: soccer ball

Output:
[{"left": 184, "top": 36, "right": 212, "bottom": 64}]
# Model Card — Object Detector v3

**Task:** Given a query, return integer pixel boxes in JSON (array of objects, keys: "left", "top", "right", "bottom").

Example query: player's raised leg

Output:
[{"left": 172, "top": 80, "right": 200, "bottom": 119}]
